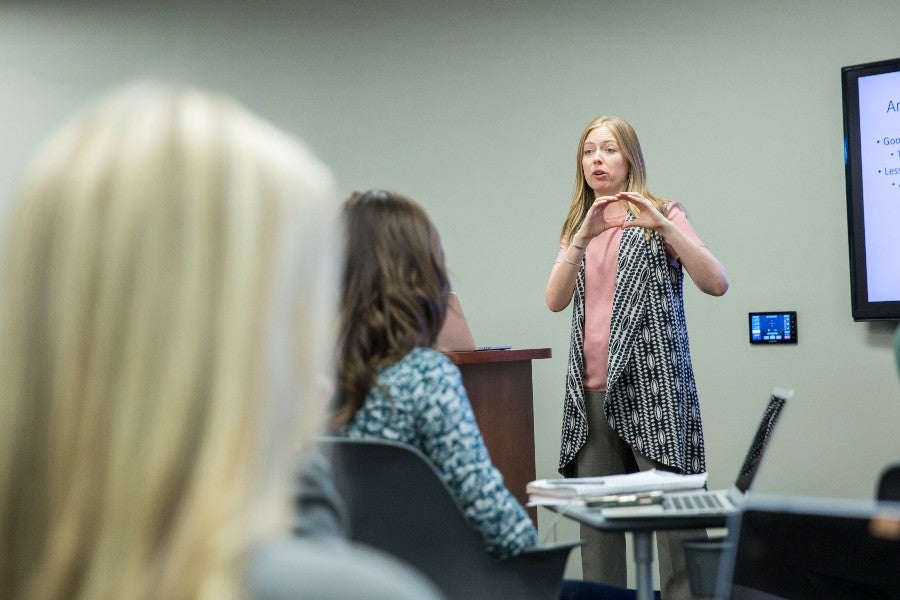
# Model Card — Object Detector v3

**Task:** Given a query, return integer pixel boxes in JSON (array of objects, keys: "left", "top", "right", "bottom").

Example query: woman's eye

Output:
[
  {"left": 604, "top": 147, "right": 617, "bottom": 154},
  {"left": 583, "top": 148, "right": 594, "bottom": 155}
]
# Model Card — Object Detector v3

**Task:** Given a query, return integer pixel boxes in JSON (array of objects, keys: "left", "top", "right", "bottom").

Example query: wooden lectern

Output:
[{"left": 444, "top": 347, "right": 551, "bottom": 523}]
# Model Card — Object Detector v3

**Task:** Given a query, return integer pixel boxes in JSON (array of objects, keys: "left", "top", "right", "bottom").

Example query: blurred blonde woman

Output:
[{"left": 0, "top": 84, "right": 440, "bottom": 600}]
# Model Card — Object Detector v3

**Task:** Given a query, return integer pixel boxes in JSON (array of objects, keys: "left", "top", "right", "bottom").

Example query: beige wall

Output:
[{"left": 2, "top": 0, "right": 899, "bottom": 584}]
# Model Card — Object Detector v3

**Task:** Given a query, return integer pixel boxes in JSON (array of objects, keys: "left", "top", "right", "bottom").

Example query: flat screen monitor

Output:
[
  {"left": 716, "top": 494, "right": 900, "bottom": 599},
  {"left": 841, "top": 57, "right": 900, "bottom": 320}
]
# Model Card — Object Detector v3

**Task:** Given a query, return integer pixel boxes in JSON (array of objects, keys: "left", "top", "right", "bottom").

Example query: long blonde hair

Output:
[
  {"left": 0, "top": 83, "right": 338, "bottom": 599},
  {"left": 559, "top": 115, "right": 668, "bottom": 244}
]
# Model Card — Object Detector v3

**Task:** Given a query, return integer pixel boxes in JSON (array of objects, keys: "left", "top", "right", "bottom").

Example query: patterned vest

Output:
[{"left": 557, "top": 221, "right": 706, "bottom": 477}]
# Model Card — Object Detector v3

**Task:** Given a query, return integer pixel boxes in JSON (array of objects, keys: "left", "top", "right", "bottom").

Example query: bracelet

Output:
[{"left": 563, "top": 256, "right": 580, "bottom": 266}]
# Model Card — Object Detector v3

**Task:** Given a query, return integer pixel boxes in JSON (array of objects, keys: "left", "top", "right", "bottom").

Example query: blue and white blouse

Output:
[{"left": 334, "top": 346, "right": 539, "bottom": 558}]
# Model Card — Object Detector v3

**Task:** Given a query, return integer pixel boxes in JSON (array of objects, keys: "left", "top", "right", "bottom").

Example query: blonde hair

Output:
[
  {"left": 560, "top": 115, "right": 668, "bottom": 244},
  {"left": 0, "top": 83, "right": 338, "bottom": 599}
]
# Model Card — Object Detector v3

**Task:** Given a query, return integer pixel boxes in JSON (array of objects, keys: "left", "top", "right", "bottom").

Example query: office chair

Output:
[
  {"left": 876, "top": 463, "right": 900, "bottom": 501},
  {"left": 318, "top": 437, "right": 578, "bottom": 600}
]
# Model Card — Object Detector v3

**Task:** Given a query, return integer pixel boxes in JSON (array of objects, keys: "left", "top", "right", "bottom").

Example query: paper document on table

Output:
[{"left": 527, "top": 469, "right": 707, "bottom": 506}]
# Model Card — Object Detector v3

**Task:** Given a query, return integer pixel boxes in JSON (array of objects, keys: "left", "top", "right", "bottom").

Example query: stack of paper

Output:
[{"left": 527, "top": 469, "right": 707, "bottom": 506}]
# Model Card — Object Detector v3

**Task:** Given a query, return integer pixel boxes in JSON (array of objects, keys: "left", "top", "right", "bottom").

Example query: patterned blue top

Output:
[{"left": 334, "top": 347, "right": 539, "bottom": 558}]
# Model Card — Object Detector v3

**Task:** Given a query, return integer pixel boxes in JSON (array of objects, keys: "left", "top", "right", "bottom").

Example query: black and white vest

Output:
[{"left": 557, "top": 221, "right": 706, "bottom": 477}]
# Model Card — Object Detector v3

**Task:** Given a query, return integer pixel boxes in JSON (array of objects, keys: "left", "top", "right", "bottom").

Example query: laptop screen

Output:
[
  {"left": 717, "top": 494, "right": 900, "bottom": 599},
  {"left": 733, "top": 388, "right": 791, "bottom": 494},
  {"left": 435, "top": 292, "right": 477, "bottom": 352}
]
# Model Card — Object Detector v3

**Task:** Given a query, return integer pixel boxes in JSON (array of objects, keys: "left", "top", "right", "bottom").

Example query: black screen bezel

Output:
[{"left": 841, "top": 57, "right": 900, "bottom": 320}]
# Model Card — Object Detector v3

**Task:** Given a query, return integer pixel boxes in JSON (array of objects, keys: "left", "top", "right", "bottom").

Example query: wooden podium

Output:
[{"left": 444, "top": 347, "right": 551, "bottom": 523}]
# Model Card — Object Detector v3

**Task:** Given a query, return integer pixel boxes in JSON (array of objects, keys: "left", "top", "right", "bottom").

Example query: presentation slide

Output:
[{"left": 858, "top": 70, "right": 900, "bottom": 302}]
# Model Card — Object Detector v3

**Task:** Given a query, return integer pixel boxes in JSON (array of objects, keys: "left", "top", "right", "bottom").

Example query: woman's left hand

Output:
[
  {"left": 616, "top": 192, "right": 669, "bottom": 232},
  {"left": 617, "top": 192, "right": 730, "bottom": 296}
]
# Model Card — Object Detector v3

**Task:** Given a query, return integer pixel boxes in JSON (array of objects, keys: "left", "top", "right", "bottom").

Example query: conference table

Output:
[{"left": 549, "top": 503, "right": 727, "bottom": 600}]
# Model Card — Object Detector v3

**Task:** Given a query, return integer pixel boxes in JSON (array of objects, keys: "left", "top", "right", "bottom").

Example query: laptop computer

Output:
[
  {"left": 601, "top": 386, "right": 792, "bottom": 521},
  {"left": 436, "top": 292, "right": 477, "bottom": 351},
  {"left": 435, "top": 292, "right": 511, "bottom": 352},
  {"left": 715, "top": 493, "right": 900, "bottom": 599}
]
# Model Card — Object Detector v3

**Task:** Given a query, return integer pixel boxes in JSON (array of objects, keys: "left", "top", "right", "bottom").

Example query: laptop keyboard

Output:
[{"left": 665, "top": 493, "right": 724, "bottom": 510}]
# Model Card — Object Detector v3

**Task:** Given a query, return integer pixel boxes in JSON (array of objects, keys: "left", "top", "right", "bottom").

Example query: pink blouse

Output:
[{"left": 555, "top": 202, "right": 705, "bottom": 391}]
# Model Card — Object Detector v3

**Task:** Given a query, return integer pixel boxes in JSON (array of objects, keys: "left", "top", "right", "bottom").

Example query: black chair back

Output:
[
  {"left": 319, "top": 437, "right": 577, "bottom": 600},
  {"left": 877, "top": 463, "right": 900, "bottom": 501}
]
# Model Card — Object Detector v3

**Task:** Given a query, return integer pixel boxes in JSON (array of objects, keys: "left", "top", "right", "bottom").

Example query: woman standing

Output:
[{"left": 546, "top": 116, "right": 728, "bottom": 599}]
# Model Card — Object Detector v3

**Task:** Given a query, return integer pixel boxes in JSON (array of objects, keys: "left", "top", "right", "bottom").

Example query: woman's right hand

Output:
[
  {"left": 546, "top": 196, "right": 626, "bottom": 312},
  {"left": 575, "top": 196, "right": 627, "bottom": 243}
]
